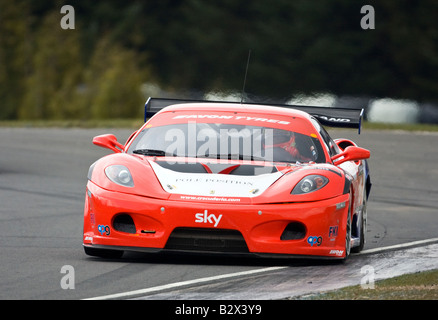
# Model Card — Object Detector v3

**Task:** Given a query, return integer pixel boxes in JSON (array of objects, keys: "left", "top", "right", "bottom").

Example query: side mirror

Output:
[
  {"left": 331, "top": 146, "right": 370, "bottom": 166},
  {"left": 93, "top": 134, "right": 124, "bottom": 153}
]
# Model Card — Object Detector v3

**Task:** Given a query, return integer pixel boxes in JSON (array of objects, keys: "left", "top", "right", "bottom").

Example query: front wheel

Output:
[
  {"left": 343, "top": 192, "right": 353, "bottom": 261},
  {"left": 352, "top": 195, "right": 367, "bottom": 253}
]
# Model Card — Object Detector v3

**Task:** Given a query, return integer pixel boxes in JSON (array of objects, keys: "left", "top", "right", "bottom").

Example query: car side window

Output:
[{"left": 310, "top": 117, "right": 340, "bottom": 157}]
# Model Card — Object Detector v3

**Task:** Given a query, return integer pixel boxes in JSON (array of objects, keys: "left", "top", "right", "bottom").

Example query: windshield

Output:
[{"left": 128, "top": 122, "right": 326, "bottom": 163}]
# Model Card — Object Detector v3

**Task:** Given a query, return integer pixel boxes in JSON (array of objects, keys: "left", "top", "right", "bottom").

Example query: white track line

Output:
[
  {"left": 358, "top": 237, "right": 438, "bottom": 255},
  {"left": 84, "top": 266, "right": 287, "bottom": 300},
  {"left": 84, "top": 238, "right": 438, "bottom": 300}
]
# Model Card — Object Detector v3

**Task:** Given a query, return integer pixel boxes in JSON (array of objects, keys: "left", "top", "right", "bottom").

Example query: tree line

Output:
[{"left": 1, "top": 0, "right": 437, "bottom": 120}]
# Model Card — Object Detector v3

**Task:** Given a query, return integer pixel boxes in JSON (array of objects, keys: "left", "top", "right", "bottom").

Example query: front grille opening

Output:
[
  {"left": 165, "top": 227, "right": 249, "bottom": 253},
  {"left": 113, "top": 214, "right": 136, "bottom": 234},
  {"left": 280, "top": 222, "right": 306, "bottom": 240}
]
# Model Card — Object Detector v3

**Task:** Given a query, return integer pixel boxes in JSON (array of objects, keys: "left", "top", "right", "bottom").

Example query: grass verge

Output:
[
  {"left": 362, "top": 121, "right": 438, "bottom": 132},
  {"left": 296, "top": 269, "right": 438, "bottom": 300},
  {"left": 0, "top": 119, "right": 144, "bottom": 129},
  {"left": 1, "top": 120, "right": 438, "bottom": 132}
]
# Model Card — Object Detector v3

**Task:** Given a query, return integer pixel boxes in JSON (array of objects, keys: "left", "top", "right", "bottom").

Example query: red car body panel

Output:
[{"left": 83, "top": 100, "right": 370, "bottom": 259}]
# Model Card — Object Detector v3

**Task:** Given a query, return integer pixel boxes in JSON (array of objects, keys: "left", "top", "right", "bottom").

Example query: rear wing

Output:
[{"left": 144, "top": 97, "right": 364, "bottom": 134}]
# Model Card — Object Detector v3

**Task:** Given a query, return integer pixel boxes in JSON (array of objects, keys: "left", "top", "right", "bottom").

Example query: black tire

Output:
[
  {"left": 84, "top": 246, "right": 124, "bottom": 259},
  {"left": 343, "top": 192, "right": 353, "bottom": 261},
  {"left": 351, "top": 195, "right": 367, "bottom": 253}
]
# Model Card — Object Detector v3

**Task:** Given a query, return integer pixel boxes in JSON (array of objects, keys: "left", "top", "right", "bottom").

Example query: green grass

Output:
[
  {"left": 297, "top": 269, "right": 438, "bottom": 300},
  {"left": 0, "top": 118, "right": 144, "bottom": 129},
  {"left": 362, "top": 121, "right": 438, "bottom": 132}
]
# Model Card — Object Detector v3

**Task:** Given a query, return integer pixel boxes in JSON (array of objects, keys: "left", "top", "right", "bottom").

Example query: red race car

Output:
[{"left": 83, "top": 98, "right": 371, "bottom": 260}]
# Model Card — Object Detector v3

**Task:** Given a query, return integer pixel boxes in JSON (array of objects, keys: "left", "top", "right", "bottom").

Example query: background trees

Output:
[{"left": 0, "top": 0, "right": 437, "bottom": 120}]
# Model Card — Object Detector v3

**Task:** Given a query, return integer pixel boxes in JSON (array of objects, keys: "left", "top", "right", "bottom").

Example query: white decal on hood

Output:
[
  {"left": 173, "top": 114, "right": 290, "bottom": 125},
  {"left": 150, "top": 161, "right": 283, "bottom": 198}
]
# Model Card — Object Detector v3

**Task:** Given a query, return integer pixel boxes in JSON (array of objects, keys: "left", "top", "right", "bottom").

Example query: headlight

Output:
[
  {"left": 105, "top": 165, "right": 134, "bottom": 187},
  {"left": 291, "top": 175, "right": 328, "bottom": 195}
]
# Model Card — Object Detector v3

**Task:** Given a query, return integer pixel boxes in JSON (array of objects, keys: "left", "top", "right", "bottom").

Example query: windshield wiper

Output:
[{"left": 133, "top": 149, "right": 168, "bottom": 156}]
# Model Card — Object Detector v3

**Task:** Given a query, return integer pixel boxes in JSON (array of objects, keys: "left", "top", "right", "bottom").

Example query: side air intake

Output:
[
  {"left": 113, "top": 214, "right": 136, "bottom": 234},
  {"left": 280, "top": 222, "right": 306, "bottom": 240}
]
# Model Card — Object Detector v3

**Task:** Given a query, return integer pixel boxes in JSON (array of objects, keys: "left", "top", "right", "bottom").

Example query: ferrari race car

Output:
[{"left": 83, "top": 98, "right": 371, "bottom": 260}]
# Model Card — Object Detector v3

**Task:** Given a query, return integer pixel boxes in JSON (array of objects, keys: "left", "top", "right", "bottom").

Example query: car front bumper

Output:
[{"left": 83, "top": 181, "right": 350, "bottom": 259}]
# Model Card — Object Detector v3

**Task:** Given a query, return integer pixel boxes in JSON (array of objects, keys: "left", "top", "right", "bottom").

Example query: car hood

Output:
[
  {"left": 149, "top": 160, "right": 284, "bottom": 198},
  {"left": 89, "top": 154, "right": 346, "bottom": 203}
]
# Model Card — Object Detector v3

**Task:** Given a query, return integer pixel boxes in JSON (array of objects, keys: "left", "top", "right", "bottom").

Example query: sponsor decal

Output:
[
  {"left": 98, "top": 225, "right": 110, "bottom": 236},
  {"left": 329, "top": 226, "right": 338, "bottom": 238},
  {"left": 307, "top": 236, "right": 322, "bottom": 247},
  {"left": 180, "top": 195, "right": 242, "bottom": 202},
  {"left": 314, "top": 115, "right": 351, "bottom": 123},
  {"left": 329, "top": 249, "right": 344, "bottom": 257},
  {"left": 150, "top": 161, "right": 283, "bottom": 198},
  {"left": 195, "top": 210, "right": 222, "bottom": 227},
  {"left": 173, "top": 114, "right": 290, "bottom": 125},
  {"left": 89, "top": 212, "right": 95, "bottom": 225},
  {"left": 336, "top": 202, "right": 346, "bottom": 210},
  {"left": 175, "top": 177, "right": 254, "bottom": 186}
]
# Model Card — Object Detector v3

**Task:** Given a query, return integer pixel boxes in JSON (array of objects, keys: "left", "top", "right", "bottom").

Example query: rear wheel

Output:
[{"left": 84, "top": 246, "right": 124, "bottom": 259}]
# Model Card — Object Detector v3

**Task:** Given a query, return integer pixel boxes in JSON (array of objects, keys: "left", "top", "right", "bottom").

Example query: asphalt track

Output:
[{"left": 0, "top": 127, "right": 437, "bottom": 300}]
